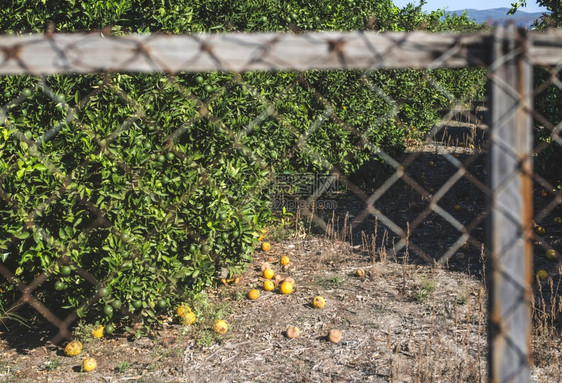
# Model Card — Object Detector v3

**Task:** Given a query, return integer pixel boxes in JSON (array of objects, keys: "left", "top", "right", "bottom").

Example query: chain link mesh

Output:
[{"left": 0, "top": 27, "right": 561, "bottom": 381}]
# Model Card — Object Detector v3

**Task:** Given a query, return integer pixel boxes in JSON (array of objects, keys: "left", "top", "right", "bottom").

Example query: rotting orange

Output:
[
  {"left": 180, "top": 311, "right": 196, "bottom": 326},
  {"left": 328, "top": 329, "right": 342, "bottom": 343},
  {"left": 545, "top": 249, "right": 558, "bottom": 261},
  {"left": 286, "top": 325, "right": 300, "bottom": 339},
  {"left": 274, "top": 274, "right": 284, "bottom": 286},
  {"left": 64, "top": 340, "right": 82, "bottom": 357},
  {"left": 263, "top": 280, "right": 275, "bottom": 291},
  {"left": 91, "top": 325, "right": 104, "bottom": 339},
  {"left": 280, "top": 256, "right": 290, "bottom": 266},
  {"left": 312, "top": 296, "right": 325, "bottom": 308},
  {"left": 536, "top": 269, "right": 548, "bottom": 281},
  {"left": 176, "top": 304, "right": 191, "bottom": 317},
  {"left": 248, "top": 289, "right": 259, "bottom": 300},
  {"left": 280, "top": 281, "right": 293, "bottom": 294},
  {"left": 82, "top": 357, "right": 97, "bottom": 372},
  {"left": 356, "top": 269, "right": 365, "bottom": 278},
  {"left": 214, "top": 319, "right": 228, "bottom": 335},
  {"left": 261, "top": 242, "right": 271, "bottom": 252},
  {"left": 263, "top": 268, "right": 274, "bottom": 279}
]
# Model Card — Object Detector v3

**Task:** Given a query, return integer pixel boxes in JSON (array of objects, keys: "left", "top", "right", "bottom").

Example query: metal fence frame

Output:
[{"left": 1, "top": 25, "right": 562, "bottom": 382}]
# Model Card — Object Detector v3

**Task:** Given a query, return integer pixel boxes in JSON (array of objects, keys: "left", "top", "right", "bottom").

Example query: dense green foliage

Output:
[
  {"left": 510, "top": 1, "right": 561, "bottom": 181},
  {"left": 2, "top": 0, "right": 484, "bottom": 33},
  {"left": 533, "top": 67, "right": 562, "bottom": 181},
  {"left": 0, "top": 1, "right": 486, "bottom": 334}
]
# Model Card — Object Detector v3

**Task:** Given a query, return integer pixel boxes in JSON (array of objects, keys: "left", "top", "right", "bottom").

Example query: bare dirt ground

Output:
[
  {"left": 1, "top": 123, "right": 561, "bottom": 383},
  {"left": 1, "top": 237, "right": 490, "bottom": 383}
]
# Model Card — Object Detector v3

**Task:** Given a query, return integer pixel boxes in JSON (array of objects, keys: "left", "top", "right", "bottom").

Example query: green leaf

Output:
[{"left": 13, "top": 231, "right": 30, "bottom": 240}]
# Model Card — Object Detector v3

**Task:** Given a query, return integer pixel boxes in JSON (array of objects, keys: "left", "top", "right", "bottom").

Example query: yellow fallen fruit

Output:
[
  {"left": 64, "top": 340, "right": 82, "bottom": 357},
  {"left": 263, "top": 280, "right": 275, "bottom": 291},
  {"left": 82, "top": 357, "right": 97, "bottom": 372},
  {"left": 263, "top": 268, "right": 274, "bottom": 279},
  {"left": 180, "top": 311, "right": 196, "bottom": 326},
  {"left": 545, "top": 249, "right": 558, "bottom": 261},
  {"left": 176, "top": 304, "right": 191, "bottom": 317},
  {"left": 280, "top": 255, "right": 290, "bottom": 266},
  {"left": 91, "top": 325, "right": 104, "bottom": 339},
  {"left": 356, "top": 269, "right": 365, "bottom": 278},
  {"left": 313, "top": 296, "right": 325, "bottom": 309},
  {"left": 536, "top": 269, "right": 548, "bottom": 281},
  {"left": 280, "top": 281, "right": 293, "bottom": 294},
  {"left": 261, "top": 242, "right": 271, "bottom": 252},
  {"left": 214, "top": 319, "right": 228, "bottom": 335},
  {"left": 248, "top": 289, "right": 259, "bottom": 300}
]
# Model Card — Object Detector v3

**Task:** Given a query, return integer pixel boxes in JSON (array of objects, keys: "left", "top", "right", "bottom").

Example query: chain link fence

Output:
[{"left": 1, "top": 26, "right": 561, "bottom": 381}]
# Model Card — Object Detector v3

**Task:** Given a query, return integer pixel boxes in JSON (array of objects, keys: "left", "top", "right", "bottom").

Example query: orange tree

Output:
[
  {"left": 510, "top": 0, "right": 561, "bottom": 27},
  {"left": 0, "top": 0, "right": 485, "bottom": 335},
  {"left": 510, "top": 1, "right": 561, "bottom": 186}
]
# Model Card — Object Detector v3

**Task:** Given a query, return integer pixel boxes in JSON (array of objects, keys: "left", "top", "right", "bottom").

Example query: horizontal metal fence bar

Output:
[
  {"left": 1, "top": 29, "right": 559, "bottom": 76},
  {"left": 529, "top": 28, "right": 562, "bottom": 66},
  {"left": 0, "top": 30, "right": 496, "bottom": 74}
]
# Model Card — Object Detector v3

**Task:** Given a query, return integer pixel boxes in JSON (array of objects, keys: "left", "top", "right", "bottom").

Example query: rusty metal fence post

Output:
[{"left": 487, "top": 24, "right": 533, "bottom": 383}]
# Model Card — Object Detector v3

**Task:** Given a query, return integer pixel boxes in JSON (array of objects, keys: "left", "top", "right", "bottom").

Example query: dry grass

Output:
[
  {"left": 2, "top": 214, "right": 560, "bottom": 383},
  {"left": 1, "top": 151, "right": 561, "bottom": 383}
]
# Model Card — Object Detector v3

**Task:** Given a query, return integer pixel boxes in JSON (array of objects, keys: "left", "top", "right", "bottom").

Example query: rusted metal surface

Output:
[{"left": 487, "top": 24, "right": 533, "bottom": 383}]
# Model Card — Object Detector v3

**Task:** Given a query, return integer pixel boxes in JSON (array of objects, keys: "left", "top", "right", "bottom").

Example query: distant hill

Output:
[{"left": 446, "top": 7, "right": 547, "bottom": 28}]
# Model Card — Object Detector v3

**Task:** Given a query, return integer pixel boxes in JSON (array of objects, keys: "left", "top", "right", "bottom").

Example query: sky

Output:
[{"left": 391, "top": 0, "right": 548, "bottom": 12}]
